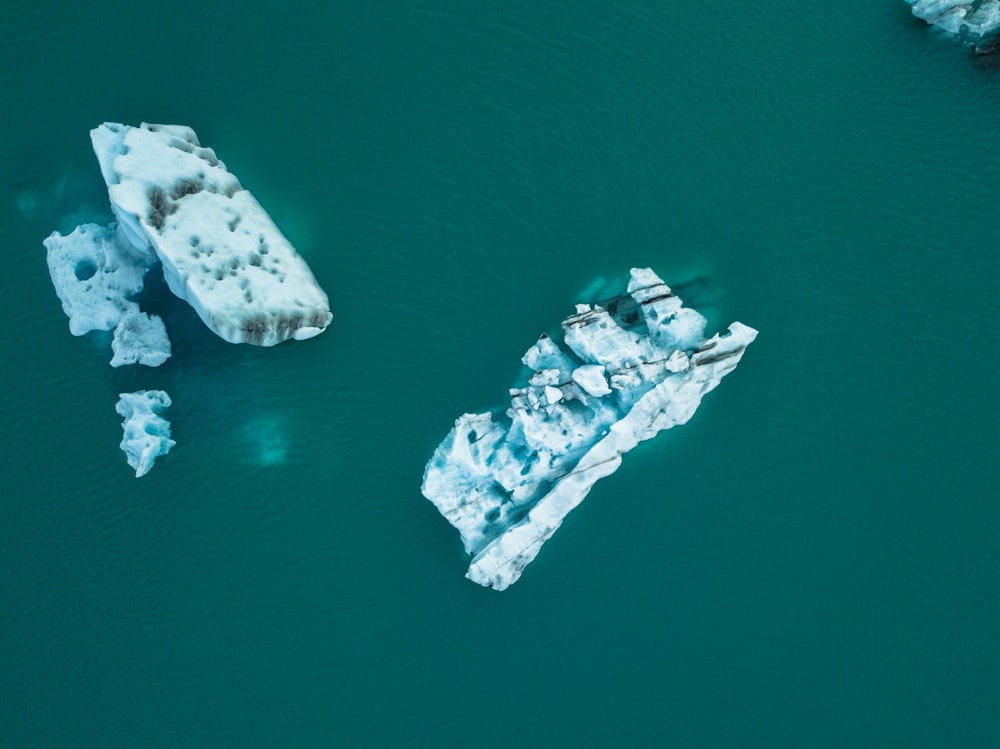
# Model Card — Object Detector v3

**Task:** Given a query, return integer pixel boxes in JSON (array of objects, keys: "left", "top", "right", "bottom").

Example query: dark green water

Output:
[{"left": 2, "top": 1, "right": 998, "bottom": 746}]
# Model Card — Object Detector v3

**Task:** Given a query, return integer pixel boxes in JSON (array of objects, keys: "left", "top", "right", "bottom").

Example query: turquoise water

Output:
[{"left": 2, "top": 1, "right": 998, "bottom": 746}]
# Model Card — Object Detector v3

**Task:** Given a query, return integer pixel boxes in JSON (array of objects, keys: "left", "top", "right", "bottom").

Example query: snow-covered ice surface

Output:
[
  {"left": 905, "top": 0, "right": 1000, "bottom": 48},
  {"left": 91, "top": 122, "right": 332, "bottom": 345},
  {"left": 44, "top": 222, "right": 171, "bottom": 367},
  {"left": 116, "top": 390, "right": 175, "bottom": 477},
  {"left": 422, "top": 268, "right": 758, "bottom": 590}
]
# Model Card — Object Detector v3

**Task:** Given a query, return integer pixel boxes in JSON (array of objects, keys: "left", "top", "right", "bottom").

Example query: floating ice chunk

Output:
[
  {"left": 422, "top": 268, "right": 758, "bottom": 590},
  {"left": 628, "top": 267, "right": 706, "bottom": 351},
  {"left": 90, "top": 122, "right": 332, "bottom": 346},
  {"left": 44, "top": 222, "right": 171, "bottom": 367},
  {"left": 572, "top": 364, "right": 612, "bottom": 397},
  {"left": 44, "top": 223, "right": 147, "bottom": 335},
  {"left": 522, "top": 334, "right": 576, "bottom": 378},
  {"left": 563, "top": 305, "right": 652, "bottom": 368},
  {"left": 116, "top": 390, "right": 175, "bottom": 477},
  {"left": 905, "top": 0, "right": 1000, "bottom": 47},
  {"left": 111, "top": 312, "right": 171, "bottom": 367}
]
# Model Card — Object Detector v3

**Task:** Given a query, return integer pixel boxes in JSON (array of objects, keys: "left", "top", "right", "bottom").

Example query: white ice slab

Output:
[{"left": 91, "top": 123, "right": 332, "bottom": 345}]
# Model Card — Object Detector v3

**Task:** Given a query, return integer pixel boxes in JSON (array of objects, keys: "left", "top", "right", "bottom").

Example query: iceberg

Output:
[
  {"left": 41, "top": 123, "right": 333, "bottom": 478},
  {"left": 44, "top": 222, "right": 171, "bottom": 367},
  {"left": 422, "top": 268, "right": 758, "bottom": 590},
  {"left": 116, "top": 390, "right": 175, "bottom": 477},
  {"left": 91, "top": 122, "right": 332, "bottom": 345},
  {"left": 905, "top": 0, "right": 1000, "bottom": 49}
]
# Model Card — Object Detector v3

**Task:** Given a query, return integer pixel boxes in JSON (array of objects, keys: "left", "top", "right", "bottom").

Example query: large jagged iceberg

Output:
[
  {"left": 44, "top": 222, "right": 170, "bottom": 367},
  {"left": 91, "top": 122, "right": 332, "bottom": 345},
  {"left": 116, "top": 390, "right": 175, "bottom": 477},
  {"left": 422, "top": 268, "right": 758, "bottom": 590},
  {"left": 905, "top": 0, "right": 1000, "bottom": 49}
]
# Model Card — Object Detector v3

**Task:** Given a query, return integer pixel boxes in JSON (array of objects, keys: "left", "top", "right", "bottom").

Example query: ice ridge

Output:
[{"left": 421, "top": 268, "right": 758, "bottom": 591}]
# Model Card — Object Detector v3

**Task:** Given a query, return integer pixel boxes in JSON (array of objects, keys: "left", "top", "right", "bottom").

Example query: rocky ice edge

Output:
[
  {"left": 44, "top": 223, "right": 171, "bottom": 367},
  {"left": 905, "top": 0, "right": 1000, "bottom": 46},
  {"left": 91, "top": 123, "right": 332, "bottom": 346},
  {"left": 116, "top": 390, "right": 175, "bottom": 477},
  {"left": 421, "top": 268, "right": 758, "bottom": 590}
]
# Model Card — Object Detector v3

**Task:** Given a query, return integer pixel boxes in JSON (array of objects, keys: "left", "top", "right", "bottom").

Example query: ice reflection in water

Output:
[{"left": 239, "top": 416, "right": 288, "bottom": 466}]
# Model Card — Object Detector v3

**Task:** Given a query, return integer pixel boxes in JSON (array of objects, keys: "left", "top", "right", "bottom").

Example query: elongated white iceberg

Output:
[
  {"left": 91, "top": 122, "right": 332, "bottom": 345},
  {"left": 116, "top": 390, "right": 175, "bottom": 477},
  {"left": 422, "top": 268, "right": 758, "bottom": 590},
  {"left": 44, "top": 222, "right": 170, "bottom": 367}
]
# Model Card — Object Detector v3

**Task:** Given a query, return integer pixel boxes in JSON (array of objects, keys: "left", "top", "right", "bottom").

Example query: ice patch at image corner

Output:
[{"left": 238, "top": 416, "right": 289, "bottom": 466}]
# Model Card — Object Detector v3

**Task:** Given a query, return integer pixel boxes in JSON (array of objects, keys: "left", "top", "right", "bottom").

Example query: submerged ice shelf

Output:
[
  {"left": 422, "top": 268, "right": 758, "bottom": 590},
  {"left": 92, "top": 122, "right": 332, "bottom": 345}
]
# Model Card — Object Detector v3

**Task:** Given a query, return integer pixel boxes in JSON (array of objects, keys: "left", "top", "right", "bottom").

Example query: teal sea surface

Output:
[{"left": 1, "top": 2, "right": 997, "bottom": 746}]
